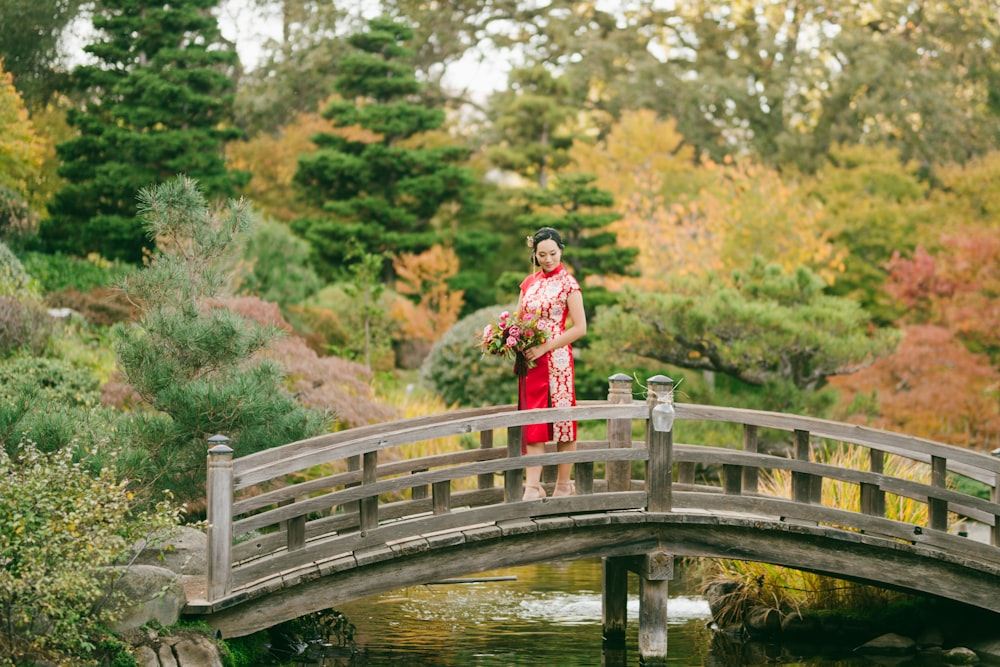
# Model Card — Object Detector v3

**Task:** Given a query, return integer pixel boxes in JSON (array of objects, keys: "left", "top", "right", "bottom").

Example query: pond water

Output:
[{"left": 261, "top": 559, "right": 875, "bottom": 666}]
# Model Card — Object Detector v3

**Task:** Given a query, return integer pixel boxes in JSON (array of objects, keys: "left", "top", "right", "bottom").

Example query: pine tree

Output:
[
  {"left": 114, "top": 176, "right": 325, "bottom": 505},
  {"left": 516, "top": 173, "right": 637, "bottom": 283},
  {"left": 292, "top": 17, "right": 473, "bottom": 282},
  {"left": 40, "top": 0, "right": 248, "bottom": 263}
]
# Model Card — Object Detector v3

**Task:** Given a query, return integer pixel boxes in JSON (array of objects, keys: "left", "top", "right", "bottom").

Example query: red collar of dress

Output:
[{"left": 541, "top": 264, "right": 565, "bottom": 278}]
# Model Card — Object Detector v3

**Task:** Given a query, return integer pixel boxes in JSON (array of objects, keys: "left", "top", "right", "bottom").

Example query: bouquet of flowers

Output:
[{"left": 480, "top": 310, "right": 549, "bottom": 377}]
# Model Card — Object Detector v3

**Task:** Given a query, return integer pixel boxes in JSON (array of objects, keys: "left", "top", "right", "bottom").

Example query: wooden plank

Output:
[
  {"left": 478, "top": 429, "right": 494, "bottom": 490},
  {"left": 791, "top": 429, "right": 812, "bottom": 504},
  {"left": 742, "top": 424, "right": 759, "bottom": 493},
  {"left": 929, "top": 455, "right": 948, "bottom": 532}
]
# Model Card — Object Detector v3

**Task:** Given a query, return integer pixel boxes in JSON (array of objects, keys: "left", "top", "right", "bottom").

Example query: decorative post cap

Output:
[
  {"left": 207, "top": 434, "right": 232, "bottom": 454},
  {"left": 608, "top": 372, "right": 633, "bottom": 383}
]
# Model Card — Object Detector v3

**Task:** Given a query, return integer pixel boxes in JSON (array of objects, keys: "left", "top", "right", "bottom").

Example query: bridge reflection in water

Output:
[{"left": 183, "top": 374, "right": 1000, "bottom": 664}]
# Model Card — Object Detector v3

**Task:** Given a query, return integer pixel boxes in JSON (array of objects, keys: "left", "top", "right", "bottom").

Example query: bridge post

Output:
[
  {"left": 602, "top": 556, "right": 629, "bottom": 647},
  {"left": 505, "top": 425, "right": 523, "bottom": 501},
  {"left": 607, "top": 373, "right": 634, "bottom": 493},
  {"left": 637, "top": 550, "right": 674, "bottom": 665},
  {"left": 646, "top": 375, "right": 675, "bottom": 513},
  {"left": 206, "top": 436, "right": 233, "bottom": 602}
]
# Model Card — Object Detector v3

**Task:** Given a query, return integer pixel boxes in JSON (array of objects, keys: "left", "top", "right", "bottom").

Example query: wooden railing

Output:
[{"left": 202, "top": 374, "right": 1000, "bottom": 604}]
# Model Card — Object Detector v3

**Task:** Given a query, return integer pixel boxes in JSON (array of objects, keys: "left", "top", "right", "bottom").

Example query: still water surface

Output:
[{"left": 268, "top": 559, "right": 872, "bottom": 667}]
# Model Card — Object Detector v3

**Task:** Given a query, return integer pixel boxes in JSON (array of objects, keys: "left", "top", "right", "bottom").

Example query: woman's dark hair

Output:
[{"left": 529, "top": 227, "right": 565, "bottom": 265}]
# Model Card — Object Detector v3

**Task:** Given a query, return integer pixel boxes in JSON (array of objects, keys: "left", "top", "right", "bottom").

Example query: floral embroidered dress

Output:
[{"left": 518, "top": 263, "right": 581, "bottom": 448}]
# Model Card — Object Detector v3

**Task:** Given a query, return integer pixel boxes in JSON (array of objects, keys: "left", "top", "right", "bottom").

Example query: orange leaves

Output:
[
  {"left": 391, "top": 244, "right": 464, "bottom": 342},
  {"left": 830, "top": 325, "right": 1000, "bottom": 450}
]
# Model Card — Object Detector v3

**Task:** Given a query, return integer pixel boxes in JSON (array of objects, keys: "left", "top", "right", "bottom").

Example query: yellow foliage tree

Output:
[
  {"left": 391, "top": 244, "right": 464, "bottom": 343},
  {"left": 0, "top": 62, "right": 44, "bottom": 199},
  {"left": 569, "top": 109, "right": 844, "bottom": 288}
]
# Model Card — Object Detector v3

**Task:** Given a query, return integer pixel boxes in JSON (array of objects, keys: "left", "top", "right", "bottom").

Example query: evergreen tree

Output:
[
  {"left": 292, "top": 17, "right": 473, "bottom": 282},
  {"left": 114, "top": 176, "right": 325, "bottom": 505},
  {"left": 486, "top": 65, "right": 578, "bottom": 188},
  {"left": 515, "top": 173, "right": 637, "bottom": 283},
  {"left": 40, "top": 0, "right": 248, "bottom": 263}
]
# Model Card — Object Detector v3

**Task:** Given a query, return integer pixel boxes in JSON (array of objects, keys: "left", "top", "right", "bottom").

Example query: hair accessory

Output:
[{"left": 526, "top": 235, "right": 535, "bottom": 248}]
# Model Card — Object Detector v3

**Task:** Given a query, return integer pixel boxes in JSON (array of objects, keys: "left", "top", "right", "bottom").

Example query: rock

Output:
[
  {"left": 130, "top": 631, "right": 225, "bottom": 667},
  {"left": 134, "top": 645, "right": 158, "bottom": 667},
  {"left": 943, "top": 647, "right": 979, "bottom": 664},
  {"left": 854, "top": 633, "right": 917, "bottom": 655},
  {"left": 744, "top": 606, "right": 781, "bottom": 637},
  {"left": 107, "top": 564, "right": 186, "bottom": 633},
  {"left": 132, "top": 526, "right": 207, "bottom": 577},
  {"left": 170, "top": 634, "right": 224, "bottom": 667}
]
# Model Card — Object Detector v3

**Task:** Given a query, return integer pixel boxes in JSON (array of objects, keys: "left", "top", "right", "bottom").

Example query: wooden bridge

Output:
[{"left": 183, "top": 374, "right": 1000, "bottom": 660}]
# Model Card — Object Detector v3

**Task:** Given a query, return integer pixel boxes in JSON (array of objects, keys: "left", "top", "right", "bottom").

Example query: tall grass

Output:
[{"left": 703, "top": 442, "right": 943, "bottom": 612}]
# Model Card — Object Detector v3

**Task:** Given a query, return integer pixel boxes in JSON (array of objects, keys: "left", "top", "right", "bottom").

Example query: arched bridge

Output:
[{"left": 183, "top": 375, "right": 1000, "bottom": 645}]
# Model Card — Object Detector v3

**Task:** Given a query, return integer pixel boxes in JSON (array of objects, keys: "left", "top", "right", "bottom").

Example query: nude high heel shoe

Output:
[
  {"left": 552, "top": 481, "right": 575, "bottom": 497},
  {"left": 522, "top": 483, "right": 547, "bottom": 500}
]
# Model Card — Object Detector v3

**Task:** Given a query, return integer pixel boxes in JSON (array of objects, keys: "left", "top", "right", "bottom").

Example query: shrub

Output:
[
  {"left": 45, "top": 286, "right": 136, "bottom": 326},
  {"left": 0, "top": 442, "right": 185, "bottom": 665},
  {"left": 237, "top": 218, "right": 321, "bottom": 307},
  {"left": 420, "top": 303, "right": 519, "bottom": 407},
  {"left": 0, "top": 296, "right": 52, "bottom": 358},
  {"left": 0, "top": 240, "right": 37, "bottom": 297}
]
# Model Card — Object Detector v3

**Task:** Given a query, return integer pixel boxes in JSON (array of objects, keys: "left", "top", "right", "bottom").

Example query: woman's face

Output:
[{"left": 534, "top": 239, "right": 562, "bottom": 272}]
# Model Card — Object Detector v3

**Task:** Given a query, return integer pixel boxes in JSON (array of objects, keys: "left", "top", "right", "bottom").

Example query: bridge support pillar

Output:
[
  {"left": 637, "top": 551, "right": 673, "bottom": 665},
  {"left": 603, "top": 551, "right": 674, "bottom": 665},
  {"left": 602, "top": 557, "right": 629, "bottom": 646}
]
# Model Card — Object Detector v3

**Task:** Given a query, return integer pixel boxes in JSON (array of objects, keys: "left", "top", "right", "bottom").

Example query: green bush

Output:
[
  {"left": 17, "top": 250, "right": 133, "bottom": 294},
  {"left": 238, "top": 218, "right": 321, "bottom": 308},
  {"left": 0, "top": 296, "right": 52, "bottom": 358},
  {"left": 420, "top": 303, "right": 519, "bottom": 407},
  {"left": 0, "top": 442, "right": 184, "bottom": 665}
]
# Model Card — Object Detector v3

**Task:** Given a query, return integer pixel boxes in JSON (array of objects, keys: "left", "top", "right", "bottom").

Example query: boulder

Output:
[
  {"left": 132, "top": 526, "right": 207, "bottom": 577},
  {"left": 943, "top": 647, "right": 979, "bottom": 665},
  {"left": 107, "top": 564, "right": 186, "bottom": 632},
  {"left": 854, "top": 633, "right": 917, "bottom": 655}
]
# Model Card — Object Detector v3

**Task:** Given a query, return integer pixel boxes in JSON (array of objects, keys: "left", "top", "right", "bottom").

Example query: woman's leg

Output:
[
  {"left": 523, "top": 442, "right": 547, "bottom": 499},
  {"left": 552, "top": 440, "right": 576, "bottom": 496}
]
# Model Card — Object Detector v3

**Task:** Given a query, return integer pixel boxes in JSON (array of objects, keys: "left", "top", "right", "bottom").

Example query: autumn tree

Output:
[
  {"left": 292, "top": 17, "right": 474, "bottom": 282},
  {"left": 807, "top": 144, "right": 935, "bottom": 325},
  {"left": 391, "top": 244, "right": 464, "bottom": 344},
  {"left": 830, "top": 325, "right": 1000, "bottom": 450},
  {"left": 0, "top": 62, "right": 45, "bottom": 239},
  {"left": 40, "top": 0, "right": 248, "bottom": 263}
]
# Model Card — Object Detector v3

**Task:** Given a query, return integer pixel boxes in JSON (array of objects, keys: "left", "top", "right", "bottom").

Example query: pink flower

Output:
[
  {"left": 499, "top": 311, "right": 510, "bottom": 323},
  {"left": 505, "top": 335, "right": 517, "bottom": 348},
  {"left": 508, "top": 326, "right": 521, "bottom": 339},
  {"left": 482, "top": 324, "right": 493, "bottom": 341}
]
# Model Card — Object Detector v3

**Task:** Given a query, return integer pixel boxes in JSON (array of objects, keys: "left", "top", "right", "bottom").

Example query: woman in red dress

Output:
[{"left": 518, "top": 227, "right": 587, "bottom": 500}]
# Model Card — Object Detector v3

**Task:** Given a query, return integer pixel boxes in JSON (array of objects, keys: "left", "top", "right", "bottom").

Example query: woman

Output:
[{"left": 517, "top": 227, "right": 587, "bottom": 500}]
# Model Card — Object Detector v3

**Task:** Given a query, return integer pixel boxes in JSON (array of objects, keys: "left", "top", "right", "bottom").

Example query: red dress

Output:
[{"left": 518, "top": 264, "right": 580, "bottom": 449}]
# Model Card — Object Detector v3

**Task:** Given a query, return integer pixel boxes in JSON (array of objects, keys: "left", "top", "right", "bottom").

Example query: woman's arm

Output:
[{"left": 526, "top": 289, "right": 586, "bottom": 362}]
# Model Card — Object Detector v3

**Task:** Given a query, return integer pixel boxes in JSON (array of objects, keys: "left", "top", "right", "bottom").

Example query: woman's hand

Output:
[{"left": 525, "top": 342, "right": 549, "bottom": 362}]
